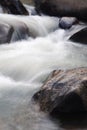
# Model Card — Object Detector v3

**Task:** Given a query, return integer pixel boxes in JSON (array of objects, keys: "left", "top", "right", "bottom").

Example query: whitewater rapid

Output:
[{"left": 0, "top": 5, "right": 87, "bottom": 130}]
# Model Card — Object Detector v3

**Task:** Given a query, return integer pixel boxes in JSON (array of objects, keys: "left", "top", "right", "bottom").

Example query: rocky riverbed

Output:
[{"left": 0, "top": 0, "right": 86, "bottom": 130}]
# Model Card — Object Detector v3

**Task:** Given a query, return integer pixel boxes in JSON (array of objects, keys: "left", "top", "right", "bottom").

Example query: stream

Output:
[{"left": 0, "top": 4, "right": 87, "bottom": 130}]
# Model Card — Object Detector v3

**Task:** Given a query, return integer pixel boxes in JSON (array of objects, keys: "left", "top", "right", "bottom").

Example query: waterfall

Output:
[{"left": 0, "top": 4, "right": 87, "bottom": 130}]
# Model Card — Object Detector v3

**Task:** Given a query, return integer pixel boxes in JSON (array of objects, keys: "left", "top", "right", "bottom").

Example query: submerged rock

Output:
[
  {"left": 0, "top": 23, "right": 14, "bottom": 44},
  {"left": 0, "top": 0, "right": 29, "bottom": 15},
  {"left": 33, "top": 68, "right": 87, "bottom": 114},
  {"left": 0, "top": 20, "right": 30, "bottom": 44},
  {"left": 10, "top": 21, "right": 30, "bottom": 42},
  {"left": 70, "top": 27, "right": 87, "bottom": 44},
  {"left": 59, "top": 17, "right": 78, "bottom": 29},
  {"left": 33, "top": 0, "right": 87, "bottom": 22}
]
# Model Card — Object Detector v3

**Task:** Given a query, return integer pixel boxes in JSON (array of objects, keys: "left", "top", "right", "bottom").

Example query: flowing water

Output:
[{"left": 0, "top": 5, "right": 87, "bottom": 130}]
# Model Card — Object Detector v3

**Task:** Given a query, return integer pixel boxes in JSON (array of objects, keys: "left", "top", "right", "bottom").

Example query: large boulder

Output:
[
  {"left": 69, "top": 27, "right": 87, "bottom": 44},
  {"left": 33, "top": 68, "right": 87, "bottom": 114},
  {"left": 33, "top": 0, "right": 87, "bottom": 22},
  {"left": 0, "top": 0, "right": 29, "bottom": 15}
]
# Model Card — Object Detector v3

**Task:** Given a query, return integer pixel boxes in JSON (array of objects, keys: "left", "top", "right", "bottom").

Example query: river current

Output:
[{"left": 0, "top": 5, "right": 87, "bottom": 130}]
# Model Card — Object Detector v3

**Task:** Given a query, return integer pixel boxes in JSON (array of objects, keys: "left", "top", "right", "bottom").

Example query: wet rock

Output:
[
  {"left": 21, "top": 0, "right": 34, "bottom": 5},
  {"left": 59, "top": 17, "right": 78, "bottom": 29},
  {"left": 0, "top": 23, "right": 14, "bottom": 44},
  {"left": 10, "top": 21, "right": 30, "bottom": 42},
  {"left": 33, "top": 68, "right": 87, "bottom": 114},
  {"left": 33, "top": 0, "right": 87, "bottom": 22},
  {"left": 69, "top": 27, "right": 87, "bottom": 44},
  {"left": 0, "top": 19, "right": 30, "bottom": 44},
  {"left": 0, "top": 0, "right": 29, "bottom": 15}
]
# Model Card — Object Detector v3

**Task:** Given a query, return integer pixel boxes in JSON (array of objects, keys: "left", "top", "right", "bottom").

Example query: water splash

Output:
[{"left": 0, "top": 5, "right": 86, "bottom": 130}]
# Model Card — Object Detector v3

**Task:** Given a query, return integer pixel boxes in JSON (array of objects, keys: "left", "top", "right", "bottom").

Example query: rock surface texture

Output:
[
  {"left": 21, "top": 0, "right": 34, "bottom": 5},
  {"left": 0, "top": 0, "right": 29, "bottom": 15},
  {"left": 33, "top": 68, "right": 87, "bottom": 114},
  {"left": 33, "top": 0, "right": 87, "bottom": 22}
]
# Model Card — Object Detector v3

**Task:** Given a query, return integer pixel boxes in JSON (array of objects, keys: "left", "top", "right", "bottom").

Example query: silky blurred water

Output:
[{"left": 0, "top": 4, "right": 87, "bottom": 130}]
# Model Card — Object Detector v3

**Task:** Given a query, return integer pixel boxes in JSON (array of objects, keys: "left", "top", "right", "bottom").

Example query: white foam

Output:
[{"left": 0, "top": 6, "right": 86, "bottom": 129}]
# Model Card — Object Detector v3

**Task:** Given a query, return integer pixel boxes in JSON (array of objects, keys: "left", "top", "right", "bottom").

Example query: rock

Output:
[
  {"left": 0, "top": 18, "right": 30, "bottom": 43},
  {"left": 69, "top": 27, "right": 87, "bottom": 44},
  {"left": 0, "top": 0, "right": 29, "bottom": 15},
  {"left": 59, "top": 17, "right": 78, "bottom": 29},
  {"left": 0, "top": 23, "right": 14, "bottom": 44},
  {"left": 33, "top": 68, "right": 87, "bottom": 114},
  {"left": 10, "top": 21, "right": 30, "bottom": 42},
  {"left": 21, "top": 0, "right": 34, "bottom": 5},
  {"left": 33, "top": 0, "right": 87, "bottom": 22}
]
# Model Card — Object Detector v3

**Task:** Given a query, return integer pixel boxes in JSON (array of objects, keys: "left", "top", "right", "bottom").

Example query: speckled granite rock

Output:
[{"left": 33, "top": 68, "right": 87, "bottom": 114}]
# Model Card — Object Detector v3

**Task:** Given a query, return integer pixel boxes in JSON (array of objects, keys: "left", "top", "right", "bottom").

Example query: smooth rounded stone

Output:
[
  {"left": 70, "top": 27, "right": 87, "bottom": 44},
  {"left": 0, "top": 18, "right": 30, "bottom": 43},
  {"left": 33, "top": 0, "right": 87, "bottom": 22},
  {"left": 59, "top": 17, "right": 78, "bottom": 29},
  {"left": 0, "top": 23, "right": 14, "bottom": 44},
  {"left": 33, "top": 67, "right": 87, "bottom": 114},
  {"left": 0, "top": 0, "right": 29, "bottom": 15}
]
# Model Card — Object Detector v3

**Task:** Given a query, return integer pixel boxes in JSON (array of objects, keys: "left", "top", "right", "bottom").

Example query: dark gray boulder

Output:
[
  {"left": 33, "top": 0, "right": 87, "bottom": 22},
  {"left": 0, "top": 0, "right": 29, "bottom": 15},
  {"left": 33, "top": 68, "right": 87, "bottom": 114},
  {"left": 69, "top": 27, "right": 87, "bottom": 44}
]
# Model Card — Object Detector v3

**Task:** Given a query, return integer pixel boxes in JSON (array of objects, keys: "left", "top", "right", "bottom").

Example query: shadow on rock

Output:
[
  {"left": 50, "top": 112, "right": 87, "bottom": 130},
  {"left": 70, "top": 27, "right": 87, "bottom": 44}
]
